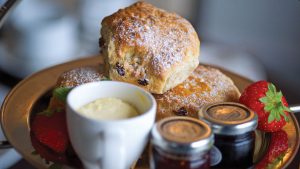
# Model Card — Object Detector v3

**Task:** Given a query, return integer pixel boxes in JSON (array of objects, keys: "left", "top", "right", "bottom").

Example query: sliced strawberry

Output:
[
  {"left": 255, "top": 130, "right": 288, "bottom": 169},
  {"left": 265, "top": 130, "right": 288, "bottom": 162},
  {"left": 255, "top": 158, "right": 269, "bottom": 169},
  {"left": 31, "top": 111, "right": 69, "bottom": 153},
  {"left": 239, "top": 81, "right": 291, "bottom": 132}
]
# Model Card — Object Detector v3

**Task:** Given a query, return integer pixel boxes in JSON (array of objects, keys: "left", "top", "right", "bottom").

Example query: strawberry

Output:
[
  {"left": 239, "top": 81, "right": 291, "bottom": 132},
  {"left": 31, "top": 111, "right": 69, "bottom": 153},
  {"left": 255, "top": 158, "right": 269, "bottom": 169},
  {"left": 255, "top": 130, "right": 288, "bottom": 169},
  {"left": 30, "top": 131, "right": 68, "bottom": 164}
]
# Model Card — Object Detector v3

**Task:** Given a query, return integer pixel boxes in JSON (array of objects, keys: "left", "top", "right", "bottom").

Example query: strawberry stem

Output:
[{"left": 259, "top": 83, "right": 290, "bottom": 123}]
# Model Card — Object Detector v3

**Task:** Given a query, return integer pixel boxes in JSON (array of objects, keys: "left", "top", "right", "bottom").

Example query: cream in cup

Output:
[
  {"left": 77, "top": 97, "right": 140, "bottom": 120},
  {"left": 66, "top": 81, "right": 156, "bottom": 169}
]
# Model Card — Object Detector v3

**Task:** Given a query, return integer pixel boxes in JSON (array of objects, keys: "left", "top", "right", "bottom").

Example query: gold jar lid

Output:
[
  {"left": 151, "top": 117, "right": 214, "bottom": 154},
  {"left": 199, "top": 102, "right": 258, "bottom": 135}
]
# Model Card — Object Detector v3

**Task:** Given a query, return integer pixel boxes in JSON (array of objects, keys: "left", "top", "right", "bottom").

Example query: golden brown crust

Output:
[
  {"left": 101, "top": 1, "right": 200, "bottom": 94},
  {"left": 154, "top": 65, "right": 241, "bottom": 121}
]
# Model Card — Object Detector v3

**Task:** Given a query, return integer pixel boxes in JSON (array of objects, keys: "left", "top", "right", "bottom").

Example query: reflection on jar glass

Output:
[
  {"left": 150, "top": 117, "right": 214, "bottom": 169},
  {"left": 199, "top": 102, "right": 258, "bottom": 169}
]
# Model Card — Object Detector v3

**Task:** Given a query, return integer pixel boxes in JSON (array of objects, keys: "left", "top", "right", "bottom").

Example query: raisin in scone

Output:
[
  {"left": 100, "top": 1, "right": 200, "bottom": 94},
  {"left": 154, "top": 65, "right": 240, "bottom": 121}
]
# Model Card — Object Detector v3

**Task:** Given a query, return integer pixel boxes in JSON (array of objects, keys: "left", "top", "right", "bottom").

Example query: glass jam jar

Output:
[
  {"left": 150, "top": 117, "right": 214, "bottom": 169},
  {"left": 199, "top": 102, "right": 258, "bottom": 169}
]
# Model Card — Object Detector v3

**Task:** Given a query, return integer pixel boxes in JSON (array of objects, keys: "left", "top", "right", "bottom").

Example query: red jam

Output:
[
  {"left": 151, "top": 146, "right": 210, "bottom": 169},
  {"left": 212, "top": 132, "right": 255, "bottom": 169},
  {"left": 199, "top": 102, "right": 258, "bottom": 169},
  {"left": 150, "top": 117, "right": 214, "bottom": 169}
]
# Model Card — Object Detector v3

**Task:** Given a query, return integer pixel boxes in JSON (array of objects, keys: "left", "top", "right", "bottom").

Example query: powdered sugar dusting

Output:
[
  {"left": 102, "top": 2, "right": 198, "bottom": 75},
  {"left": 57, "top": 66, "right": 106, "bottom": 88}
]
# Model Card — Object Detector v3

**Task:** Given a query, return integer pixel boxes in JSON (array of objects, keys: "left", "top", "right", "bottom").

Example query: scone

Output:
[
  {"left": 48, "top": 66, "right": 107, "bottom": 111},
  {"left": 100, "top": 1, "right": 200, "bottom": 94},
  {"left": 154, "top": 65, "right": 240, "bottom": 121},
  {"left": 55, "top": 65, "right": 106, "bottom": 88}
]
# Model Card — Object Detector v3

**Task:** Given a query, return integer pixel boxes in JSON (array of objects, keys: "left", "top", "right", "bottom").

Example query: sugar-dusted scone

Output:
[
  {"left": 100, "top": 1, "right": 200, "bottom": 94},
  {"left": 55, "top": 65, "right": 106, "bottom": 88},
  {"left": 154, "top": 65, "right": 240, "bottom": 121},
  {"left": 48, "top": 66, "right": 107, "bottom": 111}
]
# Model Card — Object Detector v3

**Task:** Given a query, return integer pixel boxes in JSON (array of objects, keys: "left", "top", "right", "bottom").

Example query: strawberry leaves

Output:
[
  {"left": 101, "top": 77, "right": 111, "bottom": 81},
  {"left": 53, "top": 87, "right": 72, "bottom": 102},
  {"left": 31, "top": 150, "right": 38, "bottom": 155},
  {"left": 52, "top": 78, "right": 110, "bottom": 102},
  {"left": 239, "top": 81, "right": 290, "bottom": 132},
  {"left": 38, "top": 108, "right": 63, "bottom": 117},
  {"left": 259, "top": 83, "right": 290, "bottom": 123},
  {"left": 49, "top": 163, "right": 62, "bottom": 169},
  {"left": 38, "top": 109, "right": 54, "bottom": 117}
]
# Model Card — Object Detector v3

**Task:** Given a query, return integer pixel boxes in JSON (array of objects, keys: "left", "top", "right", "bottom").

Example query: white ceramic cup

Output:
[{"left": 66, "top": 81, "right": 156, "bottom": 169}]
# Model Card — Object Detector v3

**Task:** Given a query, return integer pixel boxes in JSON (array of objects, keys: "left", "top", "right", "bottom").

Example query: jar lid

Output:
[
  {"left": 151, "top": 117, "right": 214, "bottom": 154},
  {"left": 199, "top": 102, "right": 258, "bottom": 135}
]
